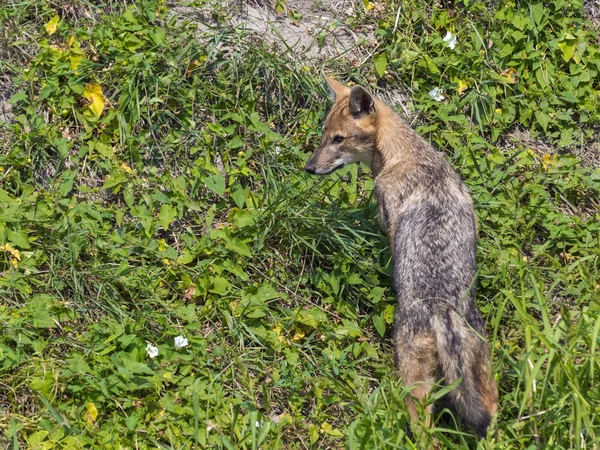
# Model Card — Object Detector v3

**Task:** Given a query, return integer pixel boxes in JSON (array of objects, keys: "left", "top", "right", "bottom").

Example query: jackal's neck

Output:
[{"left": 372, "top": 101, "right": 423, "bottom": 177}]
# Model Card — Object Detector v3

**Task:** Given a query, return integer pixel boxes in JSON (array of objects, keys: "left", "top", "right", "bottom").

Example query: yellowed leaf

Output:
[
  {"left": 457, "top": 79, "right": 469, "bottom": 95},
  {"left": 292, "top": 328, "right": 305, "bottom": 341},
  {"left": 121, "top": 162, "right": 133, "bottom": 173},
  {"left": 85, "top": 402, "right": 98, "bottom": 425},
  {"left": 541, "top": 153, "right": 558, "bottom": 169},
  {"left": 45, "top": 15, "right": 60, "bottom": 35},
  {"left": 0, "top": 243, "right": 20, "bottom": 261},
  {"left": 274, "top": 324, "right": 286, "bottom": 343},
  {"left": 83, "top": 84, "right": 105, "bottom": 118},
  {"left": 70, "top": 54, "right": 83, "bottom": 72},
  {"left": 320, "top": 422, "right": 343, "bottom": 436},
  {"left": 500, "top": 67, "right": 518, "bottom": 84}
]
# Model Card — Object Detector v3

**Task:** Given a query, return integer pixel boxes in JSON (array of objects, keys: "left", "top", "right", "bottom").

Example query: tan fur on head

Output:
[
  {"left": 324, "top": 75, "right": 350, "bottom": 99},
  {"left": 304, "top": 76, "right": 378, "bottom": 175}
]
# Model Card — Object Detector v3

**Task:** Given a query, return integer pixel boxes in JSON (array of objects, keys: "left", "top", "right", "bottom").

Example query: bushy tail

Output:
[{"left": 432, "top": 310, "right": 498, "bottom": 437}]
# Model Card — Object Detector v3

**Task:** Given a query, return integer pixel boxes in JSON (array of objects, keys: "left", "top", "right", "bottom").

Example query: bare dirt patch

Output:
[
  {"left": 584, "top": 0, "right": 600, "bottom": 30},
  {"left": 0, "top": 74, "right": 13, "bottom": 124}
]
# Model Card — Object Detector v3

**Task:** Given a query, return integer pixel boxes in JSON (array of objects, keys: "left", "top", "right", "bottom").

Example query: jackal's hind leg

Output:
[{"left": 395, "top": 332, "right": 439, "bottom": 429}]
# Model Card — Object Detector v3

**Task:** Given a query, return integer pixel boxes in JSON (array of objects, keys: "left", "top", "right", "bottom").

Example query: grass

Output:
[{"left": 0, "top": 0, "right": 599, "bottom": 448}]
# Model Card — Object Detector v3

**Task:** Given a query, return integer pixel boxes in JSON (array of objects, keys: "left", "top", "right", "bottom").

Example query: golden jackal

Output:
[{"left": 305, "top": 76, "right": 498, "bottom": 437}]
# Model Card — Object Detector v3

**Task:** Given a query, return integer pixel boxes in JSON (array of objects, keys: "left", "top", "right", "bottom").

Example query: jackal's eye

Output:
[{"left": 332, "top": 135, "right": 344, "bottom": 144}]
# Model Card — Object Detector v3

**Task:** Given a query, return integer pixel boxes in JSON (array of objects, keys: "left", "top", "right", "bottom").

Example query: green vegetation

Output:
[{"left": 0, "top": 0, "right": 598, "bottom": 448}]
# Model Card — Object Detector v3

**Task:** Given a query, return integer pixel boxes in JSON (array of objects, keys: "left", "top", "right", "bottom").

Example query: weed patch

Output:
[{"left": 1, "top": 0, "right": 599, "bottom": 448}]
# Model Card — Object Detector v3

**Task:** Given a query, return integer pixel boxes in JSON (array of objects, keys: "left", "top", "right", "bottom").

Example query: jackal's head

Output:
[{"left": 305, "top": 76, "right": 377, "bottom": 175}]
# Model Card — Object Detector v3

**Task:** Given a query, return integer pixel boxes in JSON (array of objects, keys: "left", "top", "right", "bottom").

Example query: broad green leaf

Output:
[
  {"left": 159, "top": 204, "right": 176, "bottom": 231},
  {"left": 535, "top": 111, "right": 550, "bottom": 132},
  {"left": 374, "top": 53, "right": 387, "bottom": 78},
  {"left": 383, "top": 304, "right": 395, "bottom": 324},
  {"left": 297, "top": 308, "right": 328, "bottom": 328},
  {"left": 210, "top": 276, "right": 230, "bottom": 294},
  {"left": 27, "top": 431, "right": 49, "bottom": 446},
  {"left": 231, "top": 186, "right": 248, "bottom": 209},
  {"left": 557, "top": 41, "right": 576, "bottom": 62},
  {"left": 372, "top": 313, "right": 385, "bottom": 336},
  {"left": 7, "top": 229, "right": 30, "bottom": 249},
  {"left": 204, "top": 173, "right": 226, "bottom": 196},
  {"left": 226, "top": 236, "right": 251, "bottom": 257},
  {"left": 321, "top": 422, "right": 344, "bottom": 437},
  {"left": 229, "top": 136, "right": 244, "bottom": 149},
  {"left": 531, "top": 3, "right": 544, "bottom": 25},
  {"left": 125, "top": 414, "right": 138, "bottom": 431},
  {"left": 8, "top": 91, "right": 27, "bottom": 104}
]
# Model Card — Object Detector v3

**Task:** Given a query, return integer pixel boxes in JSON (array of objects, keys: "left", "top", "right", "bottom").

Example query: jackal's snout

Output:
[
  {"left": 304, "top": 161, "right": 316, "bottom": 174},
  {"left": 304, "top": 76, "right": 377, "bottom": 177}
]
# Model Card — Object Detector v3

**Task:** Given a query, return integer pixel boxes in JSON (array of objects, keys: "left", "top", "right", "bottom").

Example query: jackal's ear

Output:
[
  {"left": 349, "top": 85, "right": 374, "bottom": 115},
  {"left": 323, "top": 75, "right": 350, "bottom": 100}
]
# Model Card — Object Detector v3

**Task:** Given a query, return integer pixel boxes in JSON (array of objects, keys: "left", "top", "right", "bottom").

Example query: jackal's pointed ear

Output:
[
  {"left": 349, "top": 85, "right": 374, "bottom": 115},
  {"left": 323, "top": 75, "right": 350, "bottom": 100}
]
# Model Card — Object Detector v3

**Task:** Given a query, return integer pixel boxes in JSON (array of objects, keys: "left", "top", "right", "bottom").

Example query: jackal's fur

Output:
[{"left": 305, "top": 76, "right": 498, "bottom": 437}]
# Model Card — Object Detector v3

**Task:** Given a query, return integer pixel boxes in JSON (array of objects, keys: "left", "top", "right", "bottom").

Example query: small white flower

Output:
[
  {"left": 174, "top": 335, "right": 189, "bottom": 350},
  {"left": 443, "top": 31, "right": 458, "bottom": 50},
  {"left": 255, "top": 421, "right": 261, "bottom": 428},
  {"left": 428, "top": 87, "right": 445, "bottom": 102},
  {"left": 146, "top": 343, "right": 159, "bottom": 359},
  {"left": 274, "top": 146, "right": 281, "bottom": 155}
]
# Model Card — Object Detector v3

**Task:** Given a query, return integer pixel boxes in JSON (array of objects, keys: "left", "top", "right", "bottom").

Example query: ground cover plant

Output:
[{"left": 0, "top": 0, "right": 599, "bottom": 448}]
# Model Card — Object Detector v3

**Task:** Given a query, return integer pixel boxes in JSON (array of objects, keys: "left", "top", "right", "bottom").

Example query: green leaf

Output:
[
  {"left": 297, "top": 308, "right": 328, "bottom": 328},
  {"left": 159, "top": 204, "right": 176, "bottom": 231},
  {"left": 422, "top": 55, "right": 440, "bottom": 74},
  {"left": 210, "top": 276, "right": 230, "bottom": 294},
  {"left": 27, "top": 431, "right": 49, "bottom": 446},
  {"left": 229, "top": 136, "right": 244, "bottom": 149},
  {"left": 530, "top": 3, "right": 544, "bottom": 25},
  {"left": 204, "top": 173, "right": 226, "bottom": 196},
  {"left": 231, "top": 186, "right": 248, "bottom": 209},
  {"left": 535, "top": 111, "right": 550, "bottom": 132},
  {"left": 374, "top": 53, "right": 387, "bottom": 78},
  {"left": 7, "top": 229, "right": 30, "bottom": 249},
  {"left": 125, "top": 414, "right": 138, "bottom": 431},
  {"left": 226, "top": 236, "right": 251, "bottom": 257},
  {"left": 8, "top": 91, "right": 27, "bottom": 104},
  {"left": 557, "top": 41, "right": 576, "bottom": 62},
  {"left": 53, "top": 138, "right": 68, "bottom": 158},
  {"left": 372, "top": 313, "right": 385, "bottom": 337}
]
